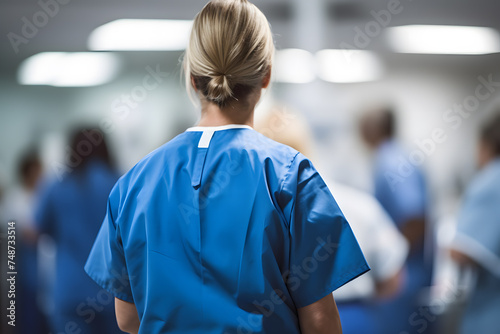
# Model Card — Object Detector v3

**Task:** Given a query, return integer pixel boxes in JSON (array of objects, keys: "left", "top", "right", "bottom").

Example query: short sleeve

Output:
[
  {"left": 84, "top": 190, "right": 134, "bottom": 302},
  {"left": 280, "top": 154, "right": 369, "bottom": 308}
]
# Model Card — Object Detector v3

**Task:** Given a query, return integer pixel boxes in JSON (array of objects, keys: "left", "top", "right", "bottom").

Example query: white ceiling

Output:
[{"left": 1, "top": 0, "right": 500, "bottom": 74}]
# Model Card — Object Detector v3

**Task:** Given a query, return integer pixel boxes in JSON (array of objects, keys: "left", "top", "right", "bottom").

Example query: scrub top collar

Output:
[
  {"left": 185, "top": 124, "right": 254, "bottom": 132},
  {"left": 186, "top": 124, "right": 254, "bottom": 148}
]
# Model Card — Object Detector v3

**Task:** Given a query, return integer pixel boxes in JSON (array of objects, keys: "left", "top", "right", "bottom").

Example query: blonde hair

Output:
[{"left": 184, "top": 0, "right": 274, "bottom": 107}]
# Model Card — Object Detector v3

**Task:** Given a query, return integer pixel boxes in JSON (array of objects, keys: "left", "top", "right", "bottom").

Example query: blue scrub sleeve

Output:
[
  {"left": 280, "top": 154, "right": 369, "bottom": 308},
  {"left": 84, "top": 196, "right": 134, "bottom": 303}
]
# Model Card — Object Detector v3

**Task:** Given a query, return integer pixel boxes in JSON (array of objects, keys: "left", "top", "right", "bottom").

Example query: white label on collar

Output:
[{"left": 198, "top": 130, "right": 215, "bottom": 148}]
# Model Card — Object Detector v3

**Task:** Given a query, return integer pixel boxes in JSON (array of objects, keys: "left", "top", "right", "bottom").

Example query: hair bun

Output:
[{"left": 207, "top": 74, "right": 233, "bottom": 103}]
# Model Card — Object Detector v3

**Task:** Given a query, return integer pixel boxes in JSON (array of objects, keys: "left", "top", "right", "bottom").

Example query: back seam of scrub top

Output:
[{"left": 188, "top": 124, "right": 254, "bottom": 186}]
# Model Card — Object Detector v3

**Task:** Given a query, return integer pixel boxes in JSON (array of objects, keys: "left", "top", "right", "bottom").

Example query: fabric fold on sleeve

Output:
[
  {"left": 84, "top": 190, "right": 134, "bottom": 303},
  {"left": 280, "top": 153, "right": 370, "bottom": 308}
]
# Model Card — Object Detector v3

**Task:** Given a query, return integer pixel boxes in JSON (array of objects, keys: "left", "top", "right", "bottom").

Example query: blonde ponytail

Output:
[{"left": 184, "top": 0, "right": 274, "bottom": 107}]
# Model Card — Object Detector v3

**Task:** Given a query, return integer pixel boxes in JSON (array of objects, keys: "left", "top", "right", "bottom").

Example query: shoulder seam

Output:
[
  {"left": 277, "top": 152, "right": 301, "bottom": 227},
  {"left": 279, "top": 151, "right": 301, "bottom": 195}
]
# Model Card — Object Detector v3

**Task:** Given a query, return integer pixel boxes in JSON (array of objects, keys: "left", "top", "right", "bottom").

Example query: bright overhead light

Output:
[
  {"left": 274, "top": 49, "right": 316, "bottom": 84},
  {"left": 88, "top": 19, "right": 193, "bottom": 51},
  {"left": 18, "top": 52, "right": 120, "bottom": 87},
  {"left": 316, "top": 49, "right": 383, "bottom": 83},
  {"left": 386, "top": 25, "right": 500, "bottom": 55}
]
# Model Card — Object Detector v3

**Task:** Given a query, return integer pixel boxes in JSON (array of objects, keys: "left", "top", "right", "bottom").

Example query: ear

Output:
[
  {"left": 262, "top": 67, "right": 272, "bottom": 89},
  {"left": 190, "top": 75, "right": 198, "bottom": 92}
]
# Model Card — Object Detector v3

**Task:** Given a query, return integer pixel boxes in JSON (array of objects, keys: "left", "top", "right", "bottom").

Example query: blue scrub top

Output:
[
  {"left": 372, "top": 140, "right": 431, "bottom": 334},
  {"left": 85, "top": 125, "right": 369, "bottom": 333},
  {"left": 373, "top": 140, "right": 427, "bottom": 228},
  {"left": 35, "top": 160, "right": 119, "bottom": 311},
  {"left": 455, "top": 158, "right": 500, "bottom": 334}
]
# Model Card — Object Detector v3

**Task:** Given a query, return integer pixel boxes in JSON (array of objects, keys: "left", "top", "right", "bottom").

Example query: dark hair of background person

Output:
[
  {"left": 69, "top": 127, "right": 114, "bottom": 172},
  {"left": 359, "top": 106, "right": 396, "bottom": 147},
  {"left": 481, "top": 113, "right": 500, "bottom": 157},
  {"left": 18, "top": 149, "right": 42, "bottom": 189},
  {"left": 379, "top": 108, "right": 395, "bottom": 139}
]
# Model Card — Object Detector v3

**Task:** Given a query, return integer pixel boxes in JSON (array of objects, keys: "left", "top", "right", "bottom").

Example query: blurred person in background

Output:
[
  {"left": 2, "top": 150, "right": 48, "bottom": 334},
  {"left": 84, "top": 1, "right": 369, "bottom": 333},
  {"left": 34, "top": 128, "right": 121, "bottom": 334},
  {"left": 254, "top": 104, "right": 316, "bottom": 157},
  {"left": 256, "top": 106, "right": 409, "bottom": 334},
  {"left": 329, "top": 182, "right": 409, "bottom": 334},
  {"left": 360, "top": 108, "right": 433, "bottom": 333},
  {"left": 450, "top": 113, "right": 500, "bottom": 334}
]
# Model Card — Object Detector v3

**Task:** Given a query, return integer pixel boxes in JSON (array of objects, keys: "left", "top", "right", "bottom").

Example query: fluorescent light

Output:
[
  {"left": 386, "top": 25, "right": 500, "bottom": 55},
  {"left": 316, "top": 49, "right": 383, "bottom": 83},
  {"left": 274, "top": 49, "right": 316, "bottom": 84},
  {"left": 18, "top": 52, "right": 120, "bottom": 87},
  {"left": 88, "top": 19, "right": 193, "bottom": 51}
]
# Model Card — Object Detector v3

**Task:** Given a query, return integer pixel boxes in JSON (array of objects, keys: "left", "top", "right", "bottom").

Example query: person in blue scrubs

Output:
[
  {"left": 360, "top": 109, "right": 432, "bottom": 334},
  {"left": 34, "top": 128, "right": 122, "bottom": 334},
  {"left": 84, "top": 1, "right": 369, "bottom": 333},
  {"left": 450, "top": 114, "right": 500, "bottom": 334},
  {"left": 3, "top": 151, "right": 50, "bottom": 334}
]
